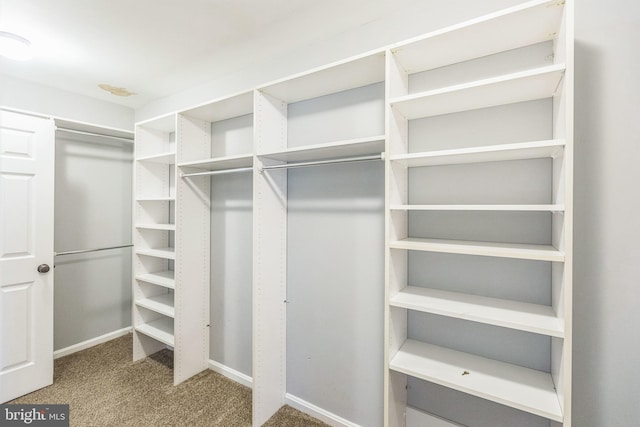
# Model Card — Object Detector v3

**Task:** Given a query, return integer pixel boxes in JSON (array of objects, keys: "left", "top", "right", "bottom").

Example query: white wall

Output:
[
  {"left": 134, "top": 0, "right": 640, "bottom": 425},
  {"left": 0, "top": 74, "right": 134, "bottom": 131},
  {"left": 573, "top": 1, "right": 640, "bottom": 425}
]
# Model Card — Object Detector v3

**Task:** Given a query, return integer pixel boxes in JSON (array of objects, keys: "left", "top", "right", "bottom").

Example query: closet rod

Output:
[
  {"left": 55, "top": 244, "right": 133, "bottom": 256},
  {"left": 180, "top": 167, "right": 254, "bottom": 178},
  {"left": 56, "top": 127, "right": 134, "bottom": 143},
  {"left": 261, "top": 153, "right": 383, "bottom": 171}
]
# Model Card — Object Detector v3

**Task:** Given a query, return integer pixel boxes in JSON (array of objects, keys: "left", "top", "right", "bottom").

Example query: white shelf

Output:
[
  {"left": 390, "top": 139, "right": 564, "bottom": 167},
  {"left": 390, "top": 204, "right": 564, "bottom": 212},
  {"left": 390, "top": 339, "right": 562, "bottom": 422},
  {"left": 259, "top": 135, "right": 385, "bottom": 163},
  {"left": 390, "top": 286, "right": 563, "bottom": 337},
  {"left": 391, "top": 0, "right": 564, "bottom": 74},
  {"left": 178, "top": 154, "right": 253, "bottom": 171},
  {"left": 135, "top": 317, "right": 174, "bottom": 347},
  {"left": 137, "top": 114, "right": 175, "bottom": 133},
  {"left": 135, "top": 270, "right": 175, "bottom": 289},
  {"left": 136, "top": 152, "right": 175, "bottom": 164},
  {"left": 136, "top": 293, "right": 175, "bottom": 318},
  {"left": 390, "top": 238, "right": 564, "bottom": 262},
  {"left": 182, "top": 91, "right": 254, "bottom": 122},
  {"left": 136, "top": 196, "right": 175, "bottom": 202},
  {"left": 390, "top": 64, "right": 565, "bottom": 119},
  {"left": 136, "top": 223, "right": 176, "bottom": 231},
  {"left": 259, "top": 52, "right": 385, "bottom": 103},
  {"left": 136, "top": 247, "right": 176, "bottom": 260}
]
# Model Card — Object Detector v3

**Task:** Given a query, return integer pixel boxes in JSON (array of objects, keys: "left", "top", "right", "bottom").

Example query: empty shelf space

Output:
[
  {"left": 390, "top": 204, "right": 564, "bottom": 212},
  {"left": 136, "top": 270, "right": 175, "bottom": 289},
  {"left": 135, "top": 317, "right": 174, "bottom": 347},
  {"left": 136, "top": 247, "right": 176, "bottom": 260},
  {"left": 390, "top": 238, "right": 564, "bottom": 262},
  {"left": 181, "top": 91, "right": 253, "bottom": 122},
  {"left": 136, "top": 223, "right": 176, "bottom": 231},
  {"left": 259, "top": 52, "right": 385, "bottom": 103},
  {"left": 259, "top": 135, "right": 385, "bottom": 163},
  {"left": 178, "top": 154, "right": 253, "bottom": 171},
  {"left": 391, "top": 286, "right": 563, "bottom": 337},
  {"left": 391, "top": 0, "right": 564, "bottom": 74},
  {"left": 390, "top": 339, "right": 562, "bottom": 422},
  {"left": 390, "top": 64, "right": 565, "bottom": 119},
  {"left": 136, "top": 293, "right": 175, "bottom": 318},
  {"left": 390, "top": 139, "right": 564, "bottom": 167},
  {"left": 136, "top": 152, "right": 175, "bottom": 163}
]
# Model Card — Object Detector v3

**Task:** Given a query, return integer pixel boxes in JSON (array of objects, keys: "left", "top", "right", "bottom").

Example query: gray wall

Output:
[
  {"left": 573, "top": 1, "right": 640, "bottom": 425},
  {"left": 286, "top": 83, "right": 385, "bottom": 426},
  {"left": 54, "top": 131, "right": 133, "bottom": 351}
]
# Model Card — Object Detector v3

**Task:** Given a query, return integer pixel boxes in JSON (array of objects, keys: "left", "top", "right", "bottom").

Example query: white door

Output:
[{"left": 0, "top": 110, "right": 54, "bottom": 403}]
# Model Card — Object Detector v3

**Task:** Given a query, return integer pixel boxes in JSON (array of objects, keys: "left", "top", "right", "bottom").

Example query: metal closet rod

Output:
[
  {"left": 181, "top": 167, "right": 253, "bottom": 178},
  {"left": 55, "top": 244, "right": 133, "bottom": 256},
  {"left": 56, "top": 127, "right": 134, "bottom": 143},
  {"left": 261, "top": 153, "right": 383, "bottom": 170},
  {"left": 180, "top": 153, "right": 384, "bottom": 177}
]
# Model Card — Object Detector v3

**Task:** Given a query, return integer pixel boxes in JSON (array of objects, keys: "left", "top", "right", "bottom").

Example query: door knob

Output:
[{"left": 37, "top": 264, "right": 50, "bottom": 273}]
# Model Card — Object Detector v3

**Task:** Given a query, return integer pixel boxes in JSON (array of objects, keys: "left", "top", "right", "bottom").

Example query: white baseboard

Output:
[
  {"left": 53, "top": 327, "right": 132, "bottom": 359},
  {"left": 285, "top": 394, "right": 361, "bottom": 427},
  {"left": 406, "top": 406, "right": 463, "bottom": 427},
  {"left": 208, "top": 359, "right": 253, "bottom": 389}
]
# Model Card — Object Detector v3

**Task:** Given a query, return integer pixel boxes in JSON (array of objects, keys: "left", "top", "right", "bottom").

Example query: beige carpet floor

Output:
[{"left": 9, "top": 334, "right": 329, "bottom": 427}]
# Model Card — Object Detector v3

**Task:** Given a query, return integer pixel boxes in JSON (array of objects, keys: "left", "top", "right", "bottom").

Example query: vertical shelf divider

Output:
[
  {"left": 252, "top": 89, "right": 288, "bottom": 426},
  {"left": 174, "top": 114, "right": 211, "bottom": 385}
]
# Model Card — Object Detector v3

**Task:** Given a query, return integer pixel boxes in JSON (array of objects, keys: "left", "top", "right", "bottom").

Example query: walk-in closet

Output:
[{"left": 3, "top": 0, "right": 639, "bottom": 426}]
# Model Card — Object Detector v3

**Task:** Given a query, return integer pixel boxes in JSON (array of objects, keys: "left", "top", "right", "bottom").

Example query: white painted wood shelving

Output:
[
  {"left": 133, "top": 114, "right": 179, "bottom": 364},
  {"left": 385, "top": 0, "right": 573, "bottom": 426},
  {"left": 132, "top": 0, "right": 573, "bottom": 424}
]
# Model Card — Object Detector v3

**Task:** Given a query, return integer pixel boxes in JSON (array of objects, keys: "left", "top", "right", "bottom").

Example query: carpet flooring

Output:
[{"left": 9, "top": 334, "right": 329, "bottom": 427}]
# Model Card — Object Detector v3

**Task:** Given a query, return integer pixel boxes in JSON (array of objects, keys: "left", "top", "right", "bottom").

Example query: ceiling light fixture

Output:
[{"left": 0, "top": 31, "right": 33, "bottom": 61}]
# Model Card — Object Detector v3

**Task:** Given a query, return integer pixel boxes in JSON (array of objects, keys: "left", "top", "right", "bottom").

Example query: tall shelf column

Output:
[{"left": 384, "top": 1, "right": 573, "bottom": 425}]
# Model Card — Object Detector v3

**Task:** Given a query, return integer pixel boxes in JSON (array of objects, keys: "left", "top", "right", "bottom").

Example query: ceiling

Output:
[{"left": 0, "top": 0, "right": 416, "bottom": 109}]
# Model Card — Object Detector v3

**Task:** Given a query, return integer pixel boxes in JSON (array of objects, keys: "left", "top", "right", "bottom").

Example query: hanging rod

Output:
[
  {"left": 56, "top": 127, "right": 134, "bottom": 143},
  {"left": 55, "top": 244, "right": 133, "bottom": 257},
  {"left": 261, "top": 153, "right": 383, "bottom": 171},
  {"left": 180, "top": 167, "right": 253, "bottom": 178}
]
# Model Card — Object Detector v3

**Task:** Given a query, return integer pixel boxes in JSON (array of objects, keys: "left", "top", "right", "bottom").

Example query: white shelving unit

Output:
[
  {"left": 176, "top": 91, "right": 255, "bottom": 386},
  {"left": 132, "top": 1, "right": 573, "bottom": 425},
  {"left": 253, "top": 51, "right": 386, "bottom": 427},
  {"left": 133, "top": 114, "right": 178, "bottom": 375},
  {"left": 385, "top": 0, "right": 573, "bottom": 426}
]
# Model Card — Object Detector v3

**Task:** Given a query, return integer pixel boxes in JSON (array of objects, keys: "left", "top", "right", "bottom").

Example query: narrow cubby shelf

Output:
[
  {"left": 136, "top": 247, "right": 176, "bottom": 260},
  {"left": 136, "top": 294, "right": 175, "bottom": 318},
  {"left": 390, "top": 286, "right": 563, "bottom": 337},
  {"left": 389, "top": 339, "right": 563, "bottom": 422},
  {"left": 390, "top": 64, "right": 565, "bottom": 119},
  {"left": 390, "top": 238, "right": 564, "bottom": 262},
  {"left": 135, "top": 271, "right": 175, "bottom": 289},
  {"left": 389, "top": 139, "right": 564, "bottom": 167},
  {"left": 258, "top": 135, "right": 385, "bottom": 163},
  {"left": 390, "top": 204, "right": 564, "bottom": 212},
  {"left": 135, "top": 223, "right": 176, "bottom": 231},
  {"left": 391, "top": 0, "right": 564, "bottom": 74},
  {"left": 136, "top": 152, "right": 176, "bottom": 163},
  {"left": 178, "top": 154, "right": 253, "bottom": 171},
  {"left": 135, "top": 317, "right": 175, "bottom": 347}
]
